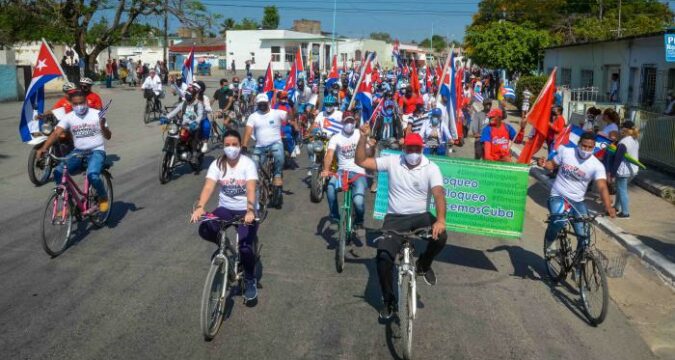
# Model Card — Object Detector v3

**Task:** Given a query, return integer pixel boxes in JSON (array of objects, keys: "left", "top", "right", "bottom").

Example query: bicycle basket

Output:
[
  {"left": 597, "top": 249, "right": 628, "bottom": 278},
  {"left": 143, "top": 88, "right": 154, "bottom": 99}
]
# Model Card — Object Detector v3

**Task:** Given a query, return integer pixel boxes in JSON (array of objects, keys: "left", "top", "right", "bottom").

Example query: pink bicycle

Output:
[{"left": 41, "top": 152, "right": 114, "bottom": 257}]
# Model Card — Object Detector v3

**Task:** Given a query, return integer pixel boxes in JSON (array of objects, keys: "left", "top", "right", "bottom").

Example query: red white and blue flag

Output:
[
  {"left": 20, "top": 40, "right": 65, "bottom": 142},
  {"left": 355, "top": 54, "right": 375, "bottom": 120},
  {"left": 285, "top": 56, "right": 298, "bottom": 102},
  {"left": 322, "top": 116, "right": 344, "bottom": 134},
  {"left": 326, "top": 55, "right": 339, "bottom": 89},
  {"left": 181, "top": 47, "right": 195, "bottom": 85},
  {"left": 262, "top": 62, "right": 275, "bottom": 100},
  {"left": 294, "top": 48, "right": 304, "bottom": 76},
  {"left": 392, "top": 40, "right": 403, "bottom": 72},
  {"left": 438, "top": 51, "right": 458, "bottom": 140},
  {"left": 549, "top": 124, "right": 612, "bottom": 159}
]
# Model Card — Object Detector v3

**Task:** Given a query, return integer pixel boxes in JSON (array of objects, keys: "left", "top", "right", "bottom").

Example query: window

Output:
[
  {"left": 355, "top": 50, "right": 362, "bottom": 62},
  {"left": 271, "top": 46, "right": 280, "bottom": 62},
  {"left": 284, "top": 46, "right": 296, "bottom": 63},
  {"left": 560, "top": 68, "right": 572, "bottom": 87},
  {"left": 640, "top": 65, "right": 657, "bottom": 107},
  {"left": 580, "top": 70, "right": 594, "bottom": 88}
]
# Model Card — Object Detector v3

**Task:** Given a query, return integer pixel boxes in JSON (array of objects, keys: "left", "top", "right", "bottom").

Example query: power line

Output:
[{"left": 204, "top": 3, "right": 476, "bottom": 15}]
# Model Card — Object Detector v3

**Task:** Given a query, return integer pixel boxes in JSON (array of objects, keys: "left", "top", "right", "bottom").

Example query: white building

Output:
[
  {"left": 226, "top": 30, "right": 335, "bottom": 73},
  {"left": 337, "top": 39, "right": 393, "bottom": 68},
  {"left": 543, "top": 32, "right": 675, "bottom": 112}
]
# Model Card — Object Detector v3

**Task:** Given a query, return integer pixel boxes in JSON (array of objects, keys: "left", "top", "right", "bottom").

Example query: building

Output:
[
  {"left": 338, "top": 39, "right": 393, "bottom": 69},
  {"left": 543, "top": 32, "right": 675, "bottom": 112},
  {"left": 168, "top": 38, "right": 226, "bottom": 71},
  {"left": 292, "top": 20, "right": 322, "bottom": 35},
  {"left": 226, "top": 30, "right": 335, "bottom": 73}
]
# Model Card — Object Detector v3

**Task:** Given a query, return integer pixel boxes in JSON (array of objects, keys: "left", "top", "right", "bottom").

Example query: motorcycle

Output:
[
  {"left": 158, "top": 116, "right": 204, "bottom": 184},
  {"left": 306, "top": 131, "right": 333, "bottom": 203},
  {"left": 27, "top": 114, "right": 73, "bottom": 186}
]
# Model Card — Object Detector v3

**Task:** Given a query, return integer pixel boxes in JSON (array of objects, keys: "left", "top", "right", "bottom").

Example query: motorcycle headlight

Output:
[
  {"left": 41, "top": 123, "right": 53, "bottom": 135},
  {"left": 168, "top": 123, "right": 179, "bottom": 135},
  {"left": 312, "top": 140, "right": 324, "bottom": 153}
]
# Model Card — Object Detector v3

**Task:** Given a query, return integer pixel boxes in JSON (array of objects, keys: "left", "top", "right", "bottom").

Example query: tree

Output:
[
  {"left": 369, "top": 32, "right": 392, "bottom": 43},
  {"left": 220, "top": 18, "right": 236, "bottom": 37},
  {"left": 235, "top": 18, "right": 260, "bottom": 30},
  {"left": 419, "top": 35, "right": 448, "bottom": 53},
  {"left": 262, "top": 6, "right": 280, "bottom": 30},
  {"left": 464, "top": 21, "right": 552, "bottom": 73}
]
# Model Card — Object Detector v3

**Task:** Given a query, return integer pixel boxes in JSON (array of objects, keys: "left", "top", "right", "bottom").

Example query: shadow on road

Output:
[
  {"left": 108, "top": 201, "right": 144, "bottom": 228},
  {"left": 316, "top": 216, "right": 337, "bottom": 249},
  {"left": 486, "top": 245, "right": 544, "bottom": 279}
]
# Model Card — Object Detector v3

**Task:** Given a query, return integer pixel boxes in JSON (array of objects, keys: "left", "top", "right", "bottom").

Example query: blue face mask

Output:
[{"left": 74, "top": 104, "right": 88, "bottom": 117}]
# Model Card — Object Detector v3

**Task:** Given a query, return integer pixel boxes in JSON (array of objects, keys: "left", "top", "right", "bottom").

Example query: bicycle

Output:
[
  {"left": 377, "top": 227, "right": 433, "bottom": 360},
  {"left": 143, "top": 89, "right": 162, "bottom": 124},
  {"left": 544, "top": 210, "right": 608, "bottom": 325},
  {"left": 328, "top": 170, "right": 365, "bottom": 273},
  {"left": 198, "top": 214, "right": 260, "bottom": 340},
  {"left": 41, "top": 152, "right": 114, "bottom": 257}
]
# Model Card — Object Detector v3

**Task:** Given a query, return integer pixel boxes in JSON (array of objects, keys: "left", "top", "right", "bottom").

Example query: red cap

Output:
[
  {"left": 487, "top": 108, "right": 503, "bottom": 119},
  {"left": 403, "top": 133, "right": 424, "bottom": 147}
]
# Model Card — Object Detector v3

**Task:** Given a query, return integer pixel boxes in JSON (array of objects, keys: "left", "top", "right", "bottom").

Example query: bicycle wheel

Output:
[
  {"left": 159, "top": 151, "right": 172, "bottom": 184},
  {"left": 579, "top": 251, "right": 609, "bottom": 325},
  {"left": 90, "top": 171, "right": 114, "bottom": 228},
  {"left": 200, "top": 258, "right": 229, "bottom": 340},
  {"left": 41, "top": 192, "right": 73, "bottom": 257},
  {"left": 28, "top": 147, "right": 51, "bottom": 186},
  {"left": 257, "top": 181, "right": 270, "bottom": 223},
  {"left": 400, "top": 273, "right": 414, "bottom": 360},
  {"left": 309, "top": 170, "right": 324, "bottom": 203},
  {"left": 336, "top": 206, "right": 347, "bottom": 273},
  {"left": 143, "top": 101, "right": 152, "bottom": 124},
  {"left": 544, "top": 232, "right": 568, "bottom": 283}
]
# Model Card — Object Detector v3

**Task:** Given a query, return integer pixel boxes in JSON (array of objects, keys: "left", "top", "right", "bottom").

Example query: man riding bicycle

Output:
[
  {"left": 190, "top": 129, "right": 260, "bottom": 301},
  {"left": 243, "top": 93, "right": 287, "bottom": 208},
  {"left": 213, "top": 78, "right": 235, "bottom": 127},
  {"left": 537, "top": 132, "right": 616, "bottom": 256},
  {"left": 321, "top": 112, "right": 367, "bottom": 229},
  {"left": 141, "top": 69, "right": 163, "bottom": 111},
  {"left": 355, "top": 126, "right": 447, "bottom": 321},
  {"left": 239, "top": 74, "right": 257, "bottom": 109},
  {"left": 36, "top": 91, "right": 112, "bottom": 212}
]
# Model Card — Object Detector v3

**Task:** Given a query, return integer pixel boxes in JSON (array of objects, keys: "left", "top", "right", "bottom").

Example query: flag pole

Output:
[
  {"left": 435, "top": 45, "right": 454, "bottom": 102},
  {"left": 348, "top": 52, "right": 374, "bottom": 110}
]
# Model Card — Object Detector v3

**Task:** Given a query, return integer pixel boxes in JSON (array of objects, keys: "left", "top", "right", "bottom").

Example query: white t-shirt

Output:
[
  {"left": 551, "top": 147, "right": 606, "bottom": 202},
  {"left": 327, "top": 131, "right": 365, "bottom": 175},
  {"left": 600, "top": 123, "right": 619, "bottom": 137},
  {"left": 314, "top": 110, "right": 343, "bottom": 136},
  {"left": 142, "top": 75, "right": 162, "bottom": 94},
  {"left": 375, "top": 154, "right": 443, "bottom": 214},
  {"left": 206, "top": 156, "right": 259, "bottom": 211},
  {"left": 246, "top": 109, "right": 287, "bottom": 147},
  {"left": 57, "top": 109, "right": 105, "bottom": 151},
  {"left": 617, "top": 136, "right": 639, "bottom": 177}
]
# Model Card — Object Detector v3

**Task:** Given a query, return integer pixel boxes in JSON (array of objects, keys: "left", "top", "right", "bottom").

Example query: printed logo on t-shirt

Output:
[
  {"left": 71, "top": 123, "right": 100, "bottom": 139},
  {"left": 339, "top": 142, "right": 356, "bottom": 159},
  {"left": 219, "top": 178, "right": 247, "bottom": 198},
  {"left": 560, "top": 164, "right": 587, "bottom": 181}
]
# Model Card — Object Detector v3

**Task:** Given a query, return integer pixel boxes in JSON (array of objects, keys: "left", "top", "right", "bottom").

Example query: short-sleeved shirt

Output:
[
  {"left": 246, "top": 109, "right": 287, "bottom": 147},
  {"left": 57, "top": 109, "right": 105, "bottom": 151},
  {"left": 375, "top": 154, "right": 443, "bottom": 214},
  {"left": 398, "top": 94, "right": 423, "bottom": 114},
  {"left": 327, "top": 131, "right": 365, "bottom": 175},
  {"left": 206, "top": 156, "right": 258, "bottom": 211},
  {"left": 85, "top": 92, "right": 103, "bottom": 110},
  {"left": 480, "top": 123, "right": 517, "bottom": 157},
  {"left": 213, "top": 87, "right": 234, "bottom": 110},
  {"left": 551, "top": 147, "right": 606, "bottom": 202}
]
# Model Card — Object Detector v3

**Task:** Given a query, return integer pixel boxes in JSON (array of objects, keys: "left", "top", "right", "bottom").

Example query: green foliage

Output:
[
  {"left": 419, "top": 35, "right": 448, "bottom": 53},
  {"left": 465, "top": 21, "right": 552, "bottom": 73},
  {"left": 220, "top": 18, "right": 236, "bottom": 36},
  {"left": 235, "top": 18, "right": 260, "bottom": 30},
  {"left": 262, "top": 6, "right": 280, "bottom": 30},
  {"left": 515, "top": 75, "right": 548, "bottom": 108},
  {"left": 369, "top": 32, "right": 392, "bottom": 43}
]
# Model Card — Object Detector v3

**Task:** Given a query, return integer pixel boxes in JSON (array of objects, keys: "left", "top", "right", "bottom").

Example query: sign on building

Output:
[{"left": 666, "top": 33, "right": 675, "bottom": 63}]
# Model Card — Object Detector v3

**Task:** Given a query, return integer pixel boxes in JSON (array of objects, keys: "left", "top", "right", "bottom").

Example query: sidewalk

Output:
[{"left": 503, "top": 114, "right": 675, "bottom": 282}]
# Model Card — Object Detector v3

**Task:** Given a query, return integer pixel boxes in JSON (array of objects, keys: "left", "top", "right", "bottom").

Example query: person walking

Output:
[
  {"left": 112, "top": 59, "right": 118, "bottom": 80},
  {"left": 231, "top": 59, "right": 236, "bottom": 74},
  {"left": 609, "top": 121, "right": 640, "bottom": 219},
  {"left": 105, "top": 59, "right": 113, "bottom": 88},
  {"left": 127, "top": 58, "right": 136, "bottom": 87},
  {"left": 245, "top": 60, "right": 250, "bottom": 75}
]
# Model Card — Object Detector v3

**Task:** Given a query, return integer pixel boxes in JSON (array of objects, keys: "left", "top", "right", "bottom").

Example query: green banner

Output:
[{"left": 373, "top": 151, "right": 530, "bottom": 239}]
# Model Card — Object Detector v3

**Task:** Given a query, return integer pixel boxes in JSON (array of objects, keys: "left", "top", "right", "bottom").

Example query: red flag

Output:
[
  {"left": 410, "top": 61, "right": 420, "bottom": 95},
  {"left": 263, "top": 62, "right": 274, "bottom": 94},
  {"left": 295, "top": 48, "right": 304, "bottom": 73},
  {"left": 284, "top": 60, "right": 297, "bottom": 92},
  {"left": 518, "top": 68, "right": 557, "bottom": 164},
  {"left": 426, "top": 68, "right": 433, "bottom": 91}
]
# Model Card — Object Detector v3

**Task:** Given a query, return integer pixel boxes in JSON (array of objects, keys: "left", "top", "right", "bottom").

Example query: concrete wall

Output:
[
  {"left": 337, "top": 39, "right": 394, "bottom": 68},
  {"left": 0, "top": 47, "right": 18, "bottom": 101}
]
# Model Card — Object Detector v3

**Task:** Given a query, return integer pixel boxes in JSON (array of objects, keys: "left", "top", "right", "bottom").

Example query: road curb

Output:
[{"left": 511, "top": 145, "right": 675, "bottom": 284}]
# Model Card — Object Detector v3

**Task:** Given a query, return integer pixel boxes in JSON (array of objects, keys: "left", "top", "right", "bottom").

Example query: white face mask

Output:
[
  {"left": 326, "top": 106, "right": 335, "bottom": 114},
  {"left": 576, "top": 147, "right": 593, "bottom": 160},
  {"left": 223, "top": 146, "right": 241, "bottom": 160},
  {"left": 404, "top": 152, "right": 422, "bottom": 166},
  {"left": 343, "top": 123, "right": 355, "bottom": 135},
  {"left": 73, "top": 104, "right": 88, "bottom": 117}
]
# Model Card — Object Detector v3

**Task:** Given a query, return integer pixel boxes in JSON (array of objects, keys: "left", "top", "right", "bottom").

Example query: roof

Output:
[
  {"left": 169, "top": 38, "right": 226, "bottom": 53},
  {"left": 544, "top": 31, "right": 667, "bottom": 50}
]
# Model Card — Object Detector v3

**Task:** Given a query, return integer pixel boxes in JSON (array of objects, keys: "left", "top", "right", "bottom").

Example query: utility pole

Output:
[
  {"left": 163, "top": 0, "right": 168, "bottom": 65},
  {"left": 617, "top": 0, "right": 622, "bottom": 38},
  {"left": 331, "top": 0, "right": 336, "bottom": 62},
  {"left": 430, "top": 22, "right": 434, "bottom": 54}
]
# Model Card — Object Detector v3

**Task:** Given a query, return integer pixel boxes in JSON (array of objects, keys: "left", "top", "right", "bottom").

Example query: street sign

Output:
[{"left": 666, "top": 33, "right": 675, "bottom": 63}]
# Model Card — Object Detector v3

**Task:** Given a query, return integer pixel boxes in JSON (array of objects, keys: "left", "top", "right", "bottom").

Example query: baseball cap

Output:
[
  {"left": 255, "top": 93, "right": 269, "bottom": 103},
  {"left": 487, "top": 108, "right": 503, "bottom": 119},
  {"left": 403, "top": 133, "right": 424, "bottom": 147}
]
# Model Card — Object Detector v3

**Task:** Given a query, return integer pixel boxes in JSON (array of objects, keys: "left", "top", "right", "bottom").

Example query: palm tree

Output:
[{"left": 220, "top": 18, "right": 236, "bottom": 37}]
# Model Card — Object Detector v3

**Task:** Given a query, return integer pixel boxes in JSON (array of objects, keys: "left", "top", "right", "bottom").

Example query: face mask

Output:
[
  {"left": 258, "top": 103, "right": 269, "bottom": 112},
  {"left": 222, "top": 85, "right": 228, "bottom": 90},
  {"left": 184, "top": 93, "right": 193, "bottom": 102},
  {"left": 343, "top": 123, "right": 355, "bottom": 135},
  {"left": 74, "top": 104, "right": 88, "bottom": 117},
  {"left": 431, "top": 118, "right": 439, "bottom": 126},
  {"left": 326, "top": 106, "right": 335, "bottom": 113},
  {"left": 576, "top": 147, "right": 593, "bottom": 160},
  {"left": 404, "top": 152, "right": 422, "bottom": 166},
  {"left": 223, "top": 146, "right": 241, "bottom": 160}
]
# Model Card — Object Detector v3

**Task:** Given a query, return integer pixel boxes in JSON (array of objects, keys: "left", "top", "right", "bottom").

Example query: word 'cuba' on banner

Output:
[{"left": 373, "top": 151, "right": 529, "bottom": 239}]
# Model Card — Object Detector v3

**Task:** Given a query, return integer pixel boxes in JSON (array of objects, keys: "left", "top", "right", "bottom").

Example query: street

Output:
[{"left": 0, "top": 83, "right": 667, "bottom": 360}]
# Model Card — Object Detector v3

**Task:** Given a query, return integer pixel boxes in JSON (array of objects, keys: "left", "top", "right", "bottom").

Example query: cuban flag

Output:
[
  {"left": 355, "top": 55, "right": 374, "bottom": 120},
  {"left": 549, "top": 124, "right": 613, "bottom": 159},
  {"left": 438, "top": 51, "right": 458, "bottom": 140},
  {"left": 284, "top": 59, "right": 297, "bottom": 99},
  {"left": 262, "top": 62, "right": 275, "bottom": 100},
  {"left": 20, "top": 40, "right": 66, "bottom": 142},
  {"left": 326, "top": 55, "right": 339, "bottom": 89},
  {"left": 392, "top": 39, "right": 403, "bottom": 72},
  {"left": 473, "top": 92, "right": 484, "bottom": 103},
  {"left": 504, "top": 86, "right": 516, "bottom": 100},
  {"left": 294, "top": 48, "right": 304, "bottom": 78},
  {"left": 322, "top": 116, "right": 344, "bottom": 134},
  {"left": 181, "top": 47, "right": 195, "bottom": 85}
]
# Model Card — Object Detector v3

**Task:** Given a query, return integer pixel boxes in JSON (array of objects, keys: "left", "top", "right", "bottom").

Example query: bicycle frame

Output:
[
  {"left": 55, "top": 160, "right": 93, "bottom": 221},
  {"left": 398, "top": 242, "right": 418, "bottom": 319}
]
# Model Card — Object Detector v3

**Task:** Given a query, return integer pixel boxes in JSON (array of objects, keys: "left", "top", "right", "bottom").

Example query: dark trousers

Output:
[
  {"left": 198, "top": 207, "right": 259, "bottom": 280},
  {"left": 474, "top": 140, "right": 483, "bottom": 160},
  {"left": 377, "top": 213, "right": 447, "bottom": 303}
]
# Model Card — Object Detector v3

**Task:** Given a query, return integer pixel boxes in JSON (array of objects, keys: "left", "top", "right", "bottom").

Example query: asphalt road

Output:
[{"left": 0, "top": 84, "right": 659, "bottom": 359}]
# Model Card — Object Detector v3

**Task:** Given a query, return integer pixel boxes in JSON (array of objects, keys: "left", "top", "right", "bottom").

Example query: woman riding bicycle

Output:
[
  {"left": 421, "top": 108, "right": 451, "bottom": 156},
  {"left": 190, "top": 130, "right": 259, "bottom": 302}
]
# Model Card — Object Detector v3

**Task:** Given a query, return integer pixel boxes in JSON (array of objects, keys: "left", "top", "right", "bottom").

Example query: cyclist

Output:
[
  {"left": 36, "top": 91, "right": 112, "bottom": 212},
  {"left": 141, "top": 68, "right": 163, "bottom": 112},
  {"left": 195, "top": 81, "right": 212, "bottom": 153},
  {"left": 190, "top": 129, "right": 260, "bottom": 301},
  {"left": 213, "top": 78, "right": 235, "bottom": 128},
  {"left": 79, "top": 77, "right": 103, "bottom": 110},
  {"left": 321, "top": 112, "right": 367, "bottom": 229},
  {"left": 294, "top": 79, "right": 313, "bottom": 113},
  {"left": 242, "top": 93, "right": 287, "bottom": 208},
  {"left": 169, "top": 75, "right": 188, "bottom": 102},
  {"left": 240, "top": 74, "right": 257, "bottom": 110},
  {"left": 275, "top": 91, "right": 298, "bottom": 159},
  {"left": 166, "top": 85, "right": 205, "bottom": 163},
  {"left": 421, "top": 108, "right": 451, "bottom": 156},
  {"left": 398, "top": 83, "right": 423, "bottom": 128},
  {"left": 355, "top": 126, "right": 447, "bottom": 320},
  {"left": 537, "top": 132, "right": 616, "bottom": 256}
]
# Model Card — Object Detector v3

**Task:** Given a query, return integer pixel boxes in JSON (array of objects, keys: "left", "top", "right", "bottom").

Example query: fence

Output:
[{"left": 629, "top": 110, "right": 675, "bottom": 174}]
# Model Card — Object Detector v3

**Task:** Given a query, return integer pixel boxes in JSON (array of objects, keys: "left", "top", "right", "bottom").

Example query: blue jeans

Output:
[
  {"left": 326, "top": 171, "right": 367, "bottom": 225},
  {"left": 54, "top": 149, "right": 107, "bottom": 199},
  {"left": 424, "top": 146, "right": 446, "bottom": 156},
  {"left": 614, "top": 176, "right": 632, "bottom": 215},
  {"left": 544, "top": 196, "right": 588, "bottom": 249},
  {"left": 199, "top": 118, "right": 210, "bottom": 140},
  {"left": 252, "top": 142, "right": 284, "bottom": 179}
]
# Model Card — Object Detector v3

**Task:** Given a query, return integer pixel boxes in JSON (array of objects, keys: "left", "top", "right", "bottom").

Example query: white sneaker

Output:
[
  {"left": 200, "top": 142, "right": 208, "bottom": 153},
  {"left": 293, "top": 145, "right": 301, "bottom": 156},
  {"left": 307, "top": 170, "right": 312, "bottom": 177}
]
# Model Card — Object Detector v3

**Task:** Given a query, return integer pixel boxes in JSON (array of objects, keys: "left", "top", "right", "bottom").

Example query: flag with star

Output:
[
  {"left": 19, "top": 39, "right": 66, "bottom": 142},
  {"left": 355, "top": 54, "right": 374, "bottom": 120}
]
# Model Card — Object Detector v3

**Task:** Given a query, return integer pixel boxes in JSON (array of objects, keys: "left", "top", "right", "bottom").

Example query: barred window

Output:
[
  {"left": 271, "top": 46, "right": 280, "bottom": 62},
  {"left": 580, "top": 70, "right": 594, "bottom": 87},
  {"left": 560, "top": 68, "right": 572, "bottom": 87}
]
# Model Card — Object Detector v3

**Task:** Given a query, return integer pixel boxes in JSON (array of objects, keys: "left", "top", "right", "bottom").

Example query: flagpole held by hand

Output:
[{"left": 348, "top": 52, "right": 374, "bottom": 111}]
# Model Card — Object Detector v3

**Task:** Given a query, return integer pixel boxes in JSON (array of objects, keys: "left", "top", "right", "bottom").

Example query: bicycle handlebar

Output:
[
  {"left": 198, "top": 213, "right": 259, "bottom": 226},
  {"left": 48, "top": 152, "right": 89, "bottom": 162},
  {"left": 545, "top": 213, "right": 600, "bottom": 224},
  {"left": 383, "top": 227, "right": 433, "bottom": 239}
]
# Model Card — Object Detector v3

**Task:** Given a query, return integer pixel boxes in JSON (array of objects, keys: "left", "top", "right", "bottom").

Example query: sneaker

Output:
[
  {"left": 243, "top": 278, "right": 258, "bottom": 301},
  {"left": 200, "top": 141, "right": 209, "bottom": 153},
  {"left": 416, "top": 263, "right": 437, "bottom": 286},
  {"left": 379, "top": 301, "right": 396, "bottom": 321},
  {"left": 98, "top": 198, "right": 110, "bottom": 213},
  {"left": 617, "top": 212, "right": 630, "bottom": 219}
]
